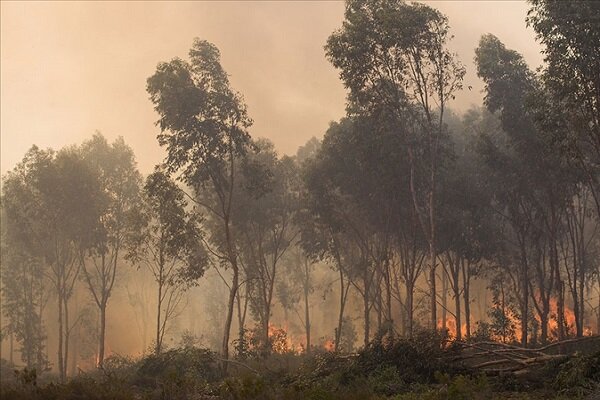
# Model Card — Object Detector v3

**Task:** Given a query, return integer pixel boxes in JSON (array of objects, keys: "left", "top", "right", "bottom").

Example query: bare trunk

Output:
[
  {"left": 464, "top": 285, "right": 471, "bottom": 339},
  {"left": 156, "top": 278, "right": 162, "bottom": 355},
  {"left": 335, "top": 268, "right": 347, "bottom": 352},
  {"left": 9, "top": 332, "right": 14, "bottom": 365},
  {"left": 98, "top": 303, "right": 106, "bottom": 366},
  {"left": 70, "top": 322, "right": 79, "bottom": 376},
  {"left": 405, "top": 282, "right": 414, "bottom": 338},
  {"left": 304, "top": 262, "right": 310, "bottom": 354},
  {"left": 63, "top": 295, "right": 69, "bottom": 380},
  {"left": 221, "top": 265, "right": 238, "bottom": 369},
  {"left": 557, "top": 278, "right": 566, "bottom": 341},
  {"left": 577, "top": 257, "right": 585, "bottom": 337},
  {"left": 363, "top": 284, "right": 370, "bottom": 347},
  {"left": 430, "top": 243, "right": 437, "bottom": 329},
  {"left": 263, "top": 301, "right": 270, "bottom": 351},
  {"left": 520, "top": 239, "right": 529, "bottom": 346},
  {"left": 540, "top": 307, "right": 549, "bottom": 344},
  {"left": 57, "top": 288, "right": 64, "bottom": 382},
  {"left": 441, "top": 267, "right": 448, "bottom": 331}
]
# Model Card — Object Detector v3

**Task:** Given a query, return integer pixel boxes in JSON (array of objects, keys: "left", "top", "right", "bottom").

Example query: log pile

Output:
[{"left": 450, "top": 336, "right": 600, "bottom": 376}]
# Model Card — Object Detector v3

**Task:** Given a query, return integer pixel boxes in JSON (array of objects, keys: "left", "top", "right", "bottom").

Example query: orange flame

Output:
[
  {"left": 267, "top": 323, "right": 307, "bottom": 354},
  {"left": 323, "top": 339, "right": 335, "bottom": 352},
  {"left": 437, "top": 318, "right": 467, "bottom": 339}
]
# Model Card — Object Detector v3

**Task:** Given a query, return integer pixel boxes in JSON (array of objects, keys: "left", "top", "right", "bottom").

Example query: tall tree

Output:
[
  {"left": 0, "top": 220, "right": 49, "bottom": 371},
  {"left": 79, "top": 133, "right": 142, "bottom": 367},
  {"left": 128, "top": 170, "right": 207, "bottom": 355},
  {"left": 234, "top": 140, "right": 299, "bottom": 350},
  {"left": 147, "top": 38, "right": 252, "bottom": 367},
  {"left": 326, "top": 0, "right": 465, "bottom": 328},
  {"left": 2, "top": 146, "right": 104, "bottom": 381},
  {"left": 527, "top": 1, "right": 600, "bottom": 214},
  {"left": 475, "top": 34, "right": 580, "bottom": 344}
]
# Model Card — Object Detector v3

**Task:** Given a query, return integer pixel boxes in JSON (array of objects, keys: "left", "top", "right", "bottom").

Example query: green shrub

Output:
[{"left": 554, "top": 350, "right": 600, "bottom": 396}]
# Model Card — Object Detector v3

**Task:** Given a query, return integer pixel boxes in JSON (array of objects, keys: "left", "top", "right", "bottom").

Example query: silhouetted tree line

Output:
[{"left": 1, "top": 0, "right": 599, "bottom": 380}]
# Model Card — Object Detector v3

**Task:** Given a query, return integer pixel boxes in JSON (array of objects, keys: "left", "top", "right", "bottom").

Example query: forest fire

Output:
[
  {"left": 322, "top": 339, "right": 335, "bottom": 352},
  {"left": 267, "top": 323, "right": 305, "bottom": 354},
  {"left": 545, "top": 297, "right": 577, "bottom": 338},
  {"left": 2, "top": 2, "right": 599, "bottom": 399},
  {"left": 437, "top": 318, "right": 467, "bottom": 339}
]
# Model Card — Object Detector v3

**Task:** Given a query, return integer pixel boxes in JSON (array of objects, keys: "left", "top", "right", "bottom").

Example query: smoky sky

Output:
[{"left": 1, "top": 1, "right": 542, "bottom": 175}]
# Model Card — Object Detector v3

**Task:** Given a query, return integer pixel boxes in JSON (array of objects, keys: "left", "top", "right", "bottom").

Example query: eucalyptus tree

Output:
[
  {"left": 147, "top": 39, "right": 252, "bottom": 366},
  {"left": 0, "top": 217, "right": 49, "bottom": 370},
  {"left": 300, "top": 153, "right": 354, "bottom": 351},
  {"left": 475, "top": 34, "right": 582, "bottom": 343},
  {"left": 303, "top": 118, "right": 393, "bottom": 346},
  {"left": 128, "top": 170, "right": 207, "bottom": 355},
  {"left": 436, "top": 109, "right": 498, "bottom": 340},
  {"left": 326, "top": 0, "right": 465, "bottom": 328},
  {"left": 528, "top": 0, "right": 600, "bottom": 337},
  {"left": 233, "top": 140, "right": 300, "bottom": 350},
  {"left": 79, "top": 133, "right": 142, "bottom": 367},
  {"left": 2, "top": 146, "right": 104, "bottom": 381},
  {"left": 475, "top": 35, "right": 546, "bottom": 345},
  {"left": 528, "top": 0, "right": 600, "bottom": 215}
]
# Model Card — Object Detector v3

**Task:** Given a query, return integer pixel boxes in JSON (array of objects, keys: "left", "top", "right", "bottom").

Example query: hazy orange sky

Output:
[{"left": 1, "top": 1, "right": 543, "bottom": 175}]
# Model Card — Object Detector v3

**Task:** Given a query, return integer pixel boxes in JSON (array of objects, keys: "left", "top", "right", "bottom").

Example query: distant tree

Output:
[
  {"left": 233, "top": 140, "right": 299, "bottom": 351},
  {"left": 128, "top": 170, "right": 207, "bottom": 355},
  {"left": 147, "top": 38, "right": 252, "bottom": 367},
  {"left": 2, "top": 146, "right": 104, "bottom": 381},
  {"left": 434, "top": 108, "right": 500, "bottom": 340},
  {"left": 0, "top": 220, "right": 49, "bottom": 370},
  {"left": 276, "top": 245, "right": 316, "bottom": 353},
  {"left": 79, "top": 133, "right": 142, "bottom": 367}
]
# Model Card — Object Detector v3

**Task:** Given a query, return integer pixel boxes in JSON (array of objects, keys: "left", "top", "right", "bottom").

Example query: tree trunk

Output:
[
  {"left": 520, "top": 239, "right": 529, "bottom": 346},
  {"left": 263, "top": 301, "right": 271, "bottom": 352},
  {"left": 363, "top": 283, "right": 370, "bottom": 347},
  {"left": 222, "top": 265, "right": 238, "bottom": 370},
  {"left": 156, "top": 277, "right": 162, "bottom": 355},
  {"left": 70, "top": 322, "right": 79, "bottom": 376},
  {"left": 304, "top": 278, "right": 311, "bottom": 353},
  {"left": 462, "top": 261, "right": 471, "bottom": 340},
  {"left": 335, "top": 267, "right": 347, "bottom": 352},
  {"left": 98, "top": 302, "right": 107, "bottom": 366},
  {"left": 441, "top": 267, "right": 448, "bottom": 332},
  {"left": 63, "top": 295, "right": 69, "bottom": 380},
  {"left": 405, "top": 282, "right": 414, "bottom": 338},
  {"left": 9, "top": 332, "right": 14, "bottom": 365},
  {"left": 577, "top": 255, "right": 585, "bottom": 337},
  {"left": 57, "top": 288, "right": 65, "bottom": 382},
  {"left": 303, "top": 259, "right": 312, "bottom": 353},
  {"left": 540, "top": 308, "right": 548, "bottom": 344},
  {"left": 384, "top": 260, "right": 392, "bottom": 326},
  {"left": 557, "top": 278, "right": 566, "bottom": 341},
  {"left": 430, "top": 244, "right": 437, "bottom": 330}
]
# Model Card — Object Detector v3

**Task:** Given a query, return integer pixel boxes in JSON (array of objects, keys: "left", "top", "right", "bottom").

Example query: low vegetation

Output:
[{"left": 2, "top": 333, "right": 599, "bottom": 400}]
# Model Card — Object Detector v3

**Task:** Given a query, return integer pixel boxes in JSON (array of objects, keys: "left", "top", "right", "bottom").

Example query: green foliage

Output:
[
  {"left": 1, "top": 342, "right": 594, "bottom": 400},
  {"left": 135, "top": 347, "right": 221, "bottom": 387},
  {"left": 146, "top": 38, "right": 252, "bottom": 187},
  {"left": 357, "top": 329, "right": 451, "bottom": 384},
  {"left": 367, "top": 365, "right": 405, "bottom": 396},
  {"left": 554, "top": 351, "right": 600, "bottom": 396}
]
